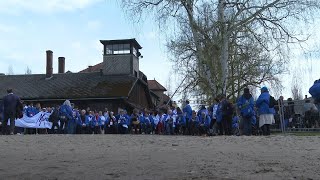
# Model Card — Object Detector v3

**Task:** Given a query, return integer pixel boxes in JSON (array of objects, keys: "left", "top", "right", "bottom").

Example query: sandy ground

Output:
[{"left": 0, "top": 134, "right": 319, "bottom": 180}]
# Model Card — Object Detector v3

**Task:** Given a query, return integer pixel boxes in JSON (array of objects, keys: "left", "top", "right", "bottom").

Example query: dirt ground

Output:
[{"left": 0, "top": 134, "right": 319, "bottom": 180}]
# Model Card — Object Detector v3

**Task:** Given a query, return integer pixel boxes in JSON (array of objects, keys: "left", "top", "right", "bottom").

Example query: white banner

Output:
[{"left": 8, "top": 112, "right": 53, "bottom": 129}]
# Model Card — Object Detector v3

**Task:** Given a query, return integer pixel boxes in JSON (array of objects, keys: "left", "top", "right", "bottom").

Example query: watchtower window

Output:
[
  {"left": 106, "top": 44, "right": 130, "bottom": 55},
  {"left": 132, "top": 46, "right": 137, "bottom": 56}
]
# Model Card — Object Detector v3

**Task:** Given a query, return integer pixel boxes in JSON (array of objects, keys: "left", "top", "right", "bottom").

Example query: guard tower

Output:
[{"left": 100, "top": 39, "right": 142, "bottom": 77}]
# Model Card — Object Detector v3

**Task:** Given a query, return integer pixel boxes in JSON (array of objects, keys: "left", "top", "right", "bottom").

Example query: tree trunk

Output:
[
  {"left": 183, "top": 1, "right": 217, "bottom": 97},
  {"left": 218, "top": 0, "right": 229, "bottom": 95}
]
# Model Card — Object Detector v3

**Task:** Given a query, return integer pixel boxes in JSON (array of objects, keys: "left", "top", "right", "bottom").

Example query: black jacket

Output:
[{"left": 3, "top": 93, "right": 21, "bottom": 114}]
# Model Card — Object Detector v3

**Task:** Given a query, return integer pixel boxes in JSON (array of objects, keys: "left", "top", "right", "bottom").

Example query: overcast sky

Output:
[{"left": 0, "top": 0, "right": 319, "bottom": 101}]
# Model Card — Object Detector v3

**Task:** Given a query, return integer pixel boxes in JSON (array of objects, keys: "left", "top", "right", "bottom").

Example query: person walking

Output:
[{"left": 2, "top": 88, "right": 21, "bottom": 135}]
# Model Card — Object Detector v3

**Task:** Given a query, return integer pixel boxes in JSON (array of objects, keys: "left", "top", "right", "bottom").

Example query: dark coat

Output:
[{"left": 2, "top": 93, "right": 21, "bottom": 115}]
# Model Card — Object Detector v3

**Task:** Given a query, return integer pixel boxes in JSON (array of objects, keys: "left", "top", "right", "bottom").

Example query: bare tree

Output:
[
  {"left": 291, "top": 73, "right": 303, "bottom": 100},
  {"left": 120, "top": 0, "right": 320, "bottom": 100},
  {"left": 25, "top": 66, "right": 32, "bottom": 74},
  {"left": 7, "top": 65, "right": 14, "bottom": 75}
]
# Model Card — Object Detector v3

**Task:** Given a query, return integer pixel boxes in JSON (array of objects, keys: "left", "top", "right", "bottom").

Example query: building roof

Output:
[
  {"left": 79, "top": 62, "right": 103, "bottom": 73},
  {"left": 161, "top": 93, "right": 171, "bottom": 103},
  {"left": 0, "top": 72, "right": 138, "bottom": 101},
  {"left": 100, "top": 38, "right": 142, "bottom": 49},
  {"left": 79, "top": 63, "right": 167, "bottom": 92},
  {"left": 147, "top": 80, "right": 167, "bottom": 91}
]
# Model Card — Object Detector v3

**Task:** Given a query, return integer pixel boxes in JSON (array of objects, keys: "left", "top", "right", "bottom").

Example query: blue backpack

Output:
[{"left": 240, "top": 99, "right": 254, "bottom": 118}]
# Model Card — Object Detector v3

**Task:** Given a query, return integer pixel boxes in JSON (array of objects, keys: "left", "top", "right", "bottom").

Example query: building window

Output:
[
  {"left": 132, "top": 46, "right": 137, "bottom": 56},
  {"left": 106, "top": 45, "right": 112, "bottom": 54},
  {"left": 105, "top": 44, "right": 130, "bottom": 55}
]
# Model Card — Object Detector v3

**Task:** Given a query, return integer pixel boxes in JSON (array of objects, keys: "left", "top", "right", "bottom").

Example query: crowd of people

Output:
[{"left": 1, "top": 78, "right": 320, "bottom": 136}]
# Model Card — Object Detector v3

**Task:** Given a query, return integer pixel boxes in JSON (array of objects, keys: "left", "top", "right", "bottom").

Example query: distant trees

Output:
[
  {"left": 25, "top": 66, "right": 32, "bottom": 74},
  {"left": 7, "top": 65, "right": 14, "bottom": 75}
]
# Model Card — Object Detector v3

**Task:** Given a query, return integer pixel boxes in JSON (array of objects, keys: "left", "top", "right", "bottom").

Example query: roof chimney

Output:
[
  {"left": 46, "top": 50, "right": 53, "bottom": 79},
  {"left": 88, "top": 66, "right": 93, "bottom": 72},
  {"left": 58, "top": 57, "right": 65, "bottom": 73}
]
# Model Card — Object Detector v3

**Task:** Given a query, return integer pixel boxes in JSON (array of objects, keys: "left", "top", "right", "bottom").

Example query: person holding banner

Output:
[{"left": 2, "top": 88, "right": 21, "bottom": 135}]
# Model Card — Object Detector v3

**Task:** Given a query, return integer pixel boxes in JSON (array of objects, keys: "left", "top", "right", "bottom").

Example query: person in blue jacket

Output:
[
  {"left": 26, "top": 103, "right": 39, "bottom": 117},
  {"left": 67, "top": 111, "right": 78, "bottom": 134},
  {"left": 256, "top": 87, "right": 276, "bottom": 136},
  {"left": 215, "top": 97, "right": 223, "bottom": 135},
  {"left": 149, "top": 112, "right": 155, "bottom": 134},
  {"left": 309, "top": 79, "right": 320, "bottom": 110},
  {"left": 237, "top": 88, "right": 255, "bottom": 136},
  {"left": 90, "top": 111, "right": 102, "bottom": 134},
  {"left": 59, "top": 100, "right": 73, "bottom": 134},
  {"left": 183, "top": 100, "right": 192, "bottom": 135},
  {"left": 232, "top": 115, "right": 240, "bottom": 136},
  {"left": 198, "top": 111, "right": 211, "bottom": 136},
  {"left": 124, "top": 110, "right": 131, "bottom": 133},
  {"left": 189, "top": 110, "right": 199, "bottom": 135},
  {"left": 197, "top": 105, "right": 208, "bottom": 117},
  {"left": 141, "top": 111, "right": 151, "bottom": 134},
  {"left": 117, "top": 110, "right": 128, "bottom": 134},
  {"left": 175, "top": 107, "right": 185, "bottom": 135},
  {"left": 164, "top": 109, "right": 175, "bottom": 135},
  {"left": 76, "top": 109, "right": 89, "bottom": 134}
]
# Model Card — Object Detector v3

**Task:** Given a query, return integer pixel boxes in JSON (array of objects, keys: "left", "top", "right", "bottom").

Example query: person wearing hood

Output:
[
  {"left": 309, "top": 79, "right": 320, "bottom": 111},
  {"left": 237, "top": 88, "right": 255, "bottom": 136},
  {"left": 256, "top": 87, "right": 276, "bottom": 136}
]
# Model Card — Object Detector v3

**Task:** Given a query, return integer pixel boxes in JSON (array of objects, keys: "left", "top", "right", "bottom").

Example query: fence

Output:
[{"left": 271, "top": 99, "right": 320, "bottom": 133}]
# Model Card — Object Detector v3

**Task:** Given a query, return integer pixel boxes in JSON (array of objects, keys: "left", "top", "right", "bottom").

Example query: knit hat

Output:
[
  {"left": 244, "top": 88, "right": 250, "bottom": 94},
  {"left": 261, "top": 86, "right": 268, "bottom": 92}
]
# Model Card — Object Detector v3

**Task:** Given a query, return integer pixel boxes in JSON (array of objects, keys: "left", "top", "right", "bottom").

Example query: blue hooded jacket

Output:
[
  {"left": 176, "top": 112, "right": 186, "bottom": 126},
  {"left": 199, "top": 115, "right": 211, "bottom": 127},
  {"left": 26, "top": 106, "right": 39, "bottom": 117},
  {"left": 59, "top": 104, "right": 73, "bottom": 120},
  {"left": 256, "top": 91, "right": 274, "bottom": 115},
  {"left": 183, "top": 104, "right": 192, "bottom": 119},
  {"left": 309, "top": 79, "right": 320, "bottom": 102},
  {"left": 90, "top": 115, "right": 102, "bottom": 128},
  {"left": 232, "top": 116, "right": 239, "bottom": 129},
  {"left": 139, "top": 114, "right": 146, "bottom": 124},
  {"left": 237, "top": 95, "right": 254, "bottom": 117},
  {"left": 117, "top": 115, "right": 128, "bottom": 126}
]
